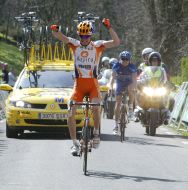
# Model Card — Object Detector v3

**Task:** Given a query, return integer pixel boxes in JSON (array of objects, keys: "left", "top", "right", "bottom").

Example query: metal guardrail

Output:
[
  {"left": 170, "top": 82, "right": 188, "bottom": 131},
  {"left": 0, "top": 90, "right": 8, "bottom": 120}
]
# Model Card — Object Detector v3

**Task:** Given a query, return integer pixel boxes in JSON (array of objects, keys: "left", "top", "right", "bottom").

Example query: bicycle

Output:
[
  {"left": 15, "top": 12, "right": 39, "bottom": 65},
  {"left": 72, "top": 96, "right": 101, "bottom": 175},
  {"left": 119, "top": 89, "right": 129, "bottom": 142}
]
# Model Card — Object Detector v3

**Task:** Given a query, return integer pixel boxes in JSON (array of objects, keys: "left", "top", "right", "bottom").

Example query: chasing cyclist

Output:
[
  {"left": 51, "top": 18, "right": 120, "bottom": 156},
  {"left": 109, "top": 51, "right": 137, "bottom": 135}
]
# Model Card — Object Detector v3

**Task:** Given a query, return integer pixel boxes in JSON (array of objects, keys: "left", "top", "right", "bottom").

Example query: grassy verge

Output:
[
  {"left": 0, "top": 33, "right": 17, "bottom": 43},
  {"left": 168, "top": 123, "right": 188, "bottom": 136},
  {"left": 0, "top": 40, "right": 24, "bottom": 75}
]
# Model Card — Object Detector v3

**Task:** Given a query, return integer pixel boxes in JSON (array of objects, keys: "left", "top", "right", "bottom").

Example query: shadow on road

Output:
[
  {"left": 101, "top": 133, "right": 121, "bottom": 142},
  {"left": 87, "top": 170, "right": 187, "bottom": 183},
  {"left": 18, "top": 132, "right": 70, "bottom": 140},
  {"left": 125, "top": 136, "right": 182, "bottom": 148},
  {"left": 155, "top": 133, "right": 188, "bottom": 140},
  {"left": 0, "top": 139, "right": 8, "bottom": 156}
]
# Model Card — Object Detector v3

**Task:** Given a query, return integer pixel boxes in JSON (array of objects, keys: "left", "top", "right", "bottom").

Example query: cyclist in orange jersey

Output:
[{"left": 51, "top": 18, "right": 120, "bottom": 156}]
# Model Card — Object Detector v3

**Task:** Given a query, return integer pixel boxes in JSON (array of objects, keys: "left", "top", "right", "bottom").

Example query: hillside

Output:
[{"left": 0, "top": 38, "right": 24, "bottom": 75}]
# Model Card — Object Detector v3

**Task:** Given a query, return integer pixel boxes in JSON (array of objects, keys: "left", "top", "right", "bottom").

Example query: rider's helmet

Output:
[
  {"left": 119, "top": 51, "right": 131, "bottom": 61},
  {"left": 3, "top": 62, "right": 8, "bottom": 69},
  {"left": 148, "top": 52, "right": 161, "bottom": 66},
  {"left": 77, "top": 20, "right": 94, "bottom": 35},
  {"left": 142, "top": 47, "right": 154, "bottom": 61},
  {"left": 109, "top": 58, "right": 118, "bottom": 68},
  {"left": 101, "top": 56, "right": 110, "bottom": 63}
]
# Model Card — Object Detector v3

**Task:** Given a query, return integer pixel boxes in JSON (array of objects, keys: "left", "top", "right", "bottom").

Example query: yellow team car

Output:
[{"left": 0, "top": 62, "right": 95, "bottom": 138}]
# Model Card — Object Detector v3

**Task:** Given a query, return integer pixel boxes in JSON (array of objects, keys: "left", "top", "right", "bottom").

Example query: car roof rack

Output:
[{"left": 26, "top": 42, "right": 74, "bottom": 70}]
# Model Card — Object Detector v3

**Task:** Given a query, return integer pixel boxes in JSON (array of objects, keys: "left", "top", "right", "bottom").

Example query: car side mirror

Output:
[{"left": 0, "top": 84, "right": 13, "bottom": 92}]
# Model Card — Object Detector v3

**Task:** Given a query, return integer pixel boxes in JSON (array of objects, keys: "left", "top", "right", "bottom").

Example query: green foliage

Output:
[
  {"left": 0, "top": 40, "right": 23, "bottom": 75},
  {"left": 171, "top": 57, "right": 188, "bottom": 85},
  {"left": 0, "top": 33, "right": 16, "bottom": 43}
]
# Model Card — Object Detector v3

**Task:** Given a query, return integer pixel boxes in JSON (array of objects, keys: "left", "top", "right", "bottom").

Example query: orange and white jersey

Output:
[{"left": 68, "top": 37, "right": 105, "bottom": 78}]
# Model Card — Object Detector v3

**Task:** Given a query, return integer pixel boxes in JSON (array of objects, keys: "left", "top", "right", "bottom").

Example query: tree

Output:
[{"left": 142, "top": 0, "right": 188, "bottom": 74}]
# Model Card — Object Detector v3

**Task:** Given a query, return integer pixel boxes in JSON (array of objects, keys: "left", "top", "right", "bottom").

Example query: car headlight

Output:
[
  {"left": 10, "top": 100, "right": 32, "bottom": 108},
  {"left": 143, "top": 87, "right": 167, "bottom": 96}
]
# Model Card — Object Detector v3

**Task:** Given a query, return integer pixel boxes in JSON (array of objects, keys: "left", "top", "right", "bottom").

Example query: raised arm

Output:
[
  {"left": 102, "top": 18, "right": 120, "bottom": 49},
  {"left": 51, "top": 25, "right": 69, "bottom": 44}
]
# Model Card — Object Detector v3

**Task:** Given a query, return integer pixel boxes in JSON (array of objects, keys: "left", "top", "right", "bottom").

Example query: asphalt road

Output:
[{"left": 0, "top": 118, "right": 188, "bottom": 190}]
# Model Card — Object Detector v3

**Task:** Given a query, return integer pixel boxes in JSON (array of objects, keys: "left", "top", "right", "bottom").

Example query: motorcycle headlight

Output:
[
  {"left": 143, "top": 87, "right": 154, "bottom": 96},
  {"left": 10, "top": 100, "right": 32, "bottom": 108},
  {"left": 142, "top": 87, "right": 167, "bottom": 96},
  {"left": 155, "top": 87, "right": 167, "bottom": 96}
]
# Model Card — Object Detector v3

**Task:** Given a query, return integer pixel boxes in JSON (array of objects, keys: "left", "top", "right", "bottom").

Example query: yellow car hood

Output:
[{"left": 9, "top": 88, "right": 72, "bottom": 104}]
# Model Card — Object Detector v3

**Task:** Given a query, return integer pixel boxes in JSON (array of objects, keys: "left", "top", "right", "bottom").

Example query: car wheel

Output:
[{"left": 6, "top": 123, "right": 18, "bottom": 138}]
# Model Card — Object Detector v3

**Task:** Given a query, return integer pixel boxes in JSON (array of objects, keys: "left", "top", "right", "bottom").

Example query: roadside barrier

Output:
[
  {"left": 170, "top": 82, "right": 188, "bottom": 131},
  {"left": 0, "top": 90, "right": 8, "bottom": 120}
]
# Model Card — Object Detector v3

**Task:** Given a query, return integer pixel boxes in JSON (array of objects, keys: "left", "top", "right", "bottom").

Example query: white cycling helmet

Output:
[
  {"left": 101, "top": 56, "right": 110, "bottom": 63},
  {"left": 109, "top": 58, "right": 118, "bottom": 66},
  {"left": 142, "top": 47, "right": 154, "bottom": 57}
]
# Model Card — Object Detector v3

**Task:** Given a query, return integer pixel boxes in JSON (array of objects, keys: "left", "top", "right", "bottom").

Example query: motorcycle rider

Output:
[
  {"left": 145, "top": 52, "right": 168, "bottom": 81},
  {"left": 138, "top": 47, "right": 154, "bottom": 72},
  {"left": 109, "top": 51, "right": 137, "bottom": 135},
  {"left": 136, "top": 52, "right": 173, "bottom": 126},
  {"left": 139, "top": 47, "right": 170, "bottom": 80},
  {"left": 148, "top": 52, "right": 174, "bottom": 116},
  {"left": 99, "top": 56, "right": 110, "bottom": 77}
]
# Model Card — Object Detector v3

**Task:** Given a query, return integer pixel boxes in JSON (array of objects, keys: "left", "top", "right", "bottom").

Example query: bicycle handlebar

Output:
[{"left": 72, "top": 102, "right": 101, "bottom": 106}]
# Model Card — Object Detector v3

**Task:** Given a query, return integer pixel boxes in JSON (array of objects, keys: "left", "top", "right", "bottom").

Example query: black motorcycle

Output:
[{"left": 135, "top": 66, "right": 170, "bottom": 136}]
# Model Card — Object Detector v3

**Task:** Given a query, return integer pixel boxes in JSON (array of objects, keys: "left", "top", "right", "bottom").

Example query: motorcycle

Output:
[
  {"left": 98, "top": 69, "right": 116, "bottom": 119},
  {"left": 104, "top": 89, "right": 116, "bottom": 119},
  {"left": 135, "top": 66, "right": 170, "bottom": 136}
]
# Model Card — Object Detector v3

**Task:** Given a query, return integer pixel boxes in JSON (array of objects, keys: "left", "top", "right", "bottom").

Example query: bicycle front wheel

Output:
[
  {"left": 82, "top": 126, "right": 90, "bottom": 175},
  {"left": 120, "top": 107, "right": 126, "bottom": 142}
]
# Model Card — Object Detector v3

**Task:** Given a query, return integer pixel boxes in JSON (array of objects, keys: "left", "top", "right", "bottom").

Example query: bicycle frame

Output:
[
  {"left": 72, "top": 97, "right": 100, "bottom": 175},
  {"left": 119, "top": 90, "right": 129, "bottom": 142}
]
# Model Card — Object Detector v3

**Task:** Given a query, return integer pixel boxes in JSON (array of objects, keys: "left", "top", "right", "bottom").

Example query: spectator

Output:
[
  {"left": 1, "top": 63, "right": 9, "bottom": 84},
  {"left": 8, "top": 68, "right": 16, "bottom": 86}
]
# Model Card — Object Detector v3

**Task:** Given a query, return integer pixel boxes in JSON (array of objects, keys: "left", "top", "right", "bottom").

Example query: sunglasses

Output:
[
  {"left": 79, "top": 35, "right": 91, "bottom": 39},
  {"left": 151, "top": 58, "right": 159, "bottom": 61},
  {"left": 121, "top": 58, "right": 130, "bottom": 61}
]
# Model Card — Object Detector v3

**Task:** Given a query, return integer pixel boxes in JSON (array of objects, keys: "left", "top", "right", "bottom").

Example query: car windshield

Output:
[{"left": 16, "top": 70, "right": 74, "bottom": 89}]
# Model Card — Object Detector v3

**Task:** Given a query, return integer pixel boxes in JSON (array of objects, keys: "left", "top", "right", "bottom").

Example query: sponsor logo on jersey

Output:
[{"left": 81, "top": 51, "right": 89, "bottom": 57}]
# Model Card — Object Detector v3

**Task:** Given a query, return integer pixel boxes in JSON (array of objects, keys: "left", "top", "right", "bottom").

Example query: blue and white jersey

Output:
[{"left": 112, "top": 62, "right": 137, "bottom": 86}]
